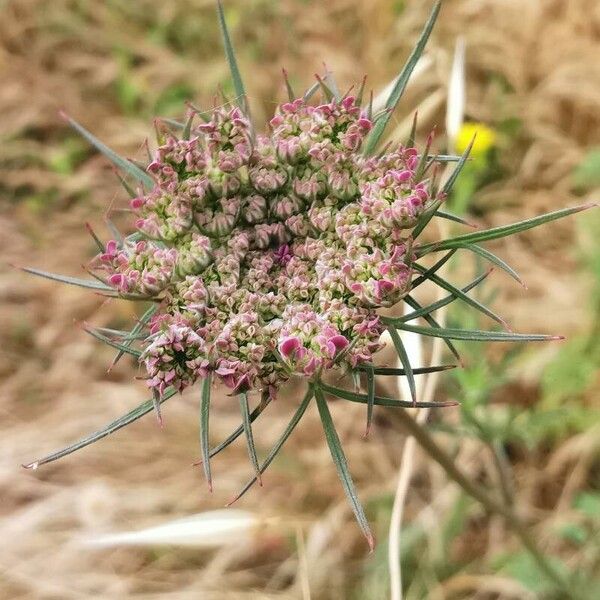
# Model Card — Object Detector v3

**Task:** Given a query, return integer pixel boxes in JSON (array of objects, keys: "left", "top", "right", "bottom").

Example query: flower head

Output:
[{"left": 87, "top": 88, "right": 440, "bottom": 396}]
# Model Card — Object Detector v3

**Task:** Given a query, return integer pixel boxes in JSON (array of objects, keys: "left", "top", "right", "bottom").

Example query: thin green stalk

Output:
[{"left": 391, "top": 408, "right": 579, "bottom": 599}]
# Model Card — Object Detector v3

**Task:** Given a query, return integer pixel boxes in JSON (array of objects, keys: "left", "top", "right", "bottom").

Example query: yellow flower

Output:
[{"left": 455, "top": 122, "right": 497, "bottom": 157}]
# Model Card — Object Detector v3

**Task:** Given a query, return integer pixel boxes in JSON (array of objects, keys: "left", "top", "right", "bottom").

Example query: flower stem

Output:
[{"left": 392, "top": 408, "right": 580, "bottom": 599}]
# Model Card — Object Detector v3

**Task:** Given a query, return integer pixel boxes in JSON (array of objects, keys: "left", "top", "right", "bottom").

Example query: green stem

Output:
[
  {"left": 392, "top": 408, "right": 579, "bottom": 599},
  {"left": 488, "top": 439, "right": 514, "bottom": 507}
]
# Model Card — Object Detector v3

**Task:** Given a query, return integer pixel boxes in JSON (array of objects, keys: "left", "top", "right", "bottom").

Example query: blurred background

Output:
[{"left": 1, "top": 0, "right": 599, "bottom": 598}]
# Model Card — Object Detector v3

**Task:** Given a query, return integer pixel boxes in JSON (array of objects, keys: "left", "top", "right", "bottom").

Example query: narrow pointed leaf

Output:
[
  {"left": 426, "top": 154, "right": 462, "bottom": 163},
  {"left": 84, "top": 327, "right": 142, "bottom": 358},
  {"left": 105, "top": 218, "right": 124, "bottom": 245},
  {"left": 160, "top": 117, "right": 184, "bottom": 130},
  {"left": 320, "top": 382, "right": 457, "bottom": 409},
  {"left": 395, "top": 323, "right": 563, "bottom": 342},
  {"left": 402, "top": 294, "right": 462, "bottom": 362},
  {"left": 417, "top": 204, "right": 595, "bottom": 255},
  {"left": 323, "top": 68, "right": 341, "bottom": 100},
  {"left": 461, "top": 244, "right": 524, "bottom": 285},
  {"left": 434, "top": 210, "right": 476, "bottom": 228},
  {"left": 406, "top": 111, "right": 418, "bottom": 148},
  {"left": 92, "top": 326, "right": 143, "bottom": 339},
  {"left": 315, "top": 75, "right": 335, "bottom": 101},
  {"left": 114, "top": 170, "right": 137, "bottom": 198},
  {"left": 303, "top": 80, "right": 320, "bottom": 102},
  {"left": 216, "top": 0, "right": 247, "bottom": 111},
  {"left": 355, "top": 364, "right": 455, "bottom": 376},
  {"left": 412, "top": 136, "right": 474, "bottom": 239},
  {"left": 151, "top": 389, "right": 163, "bottom": 426},
  {"left": 23, "top": 388, "right": 177, "bottom": 469},
  {"left": 412, "top": 263, "right": 508, "bottom": 328},
  {"left": 85, "top": 223, "right": 105, "bottom": 252},
  {"left": 61, "top": 113, "right": 154, "bottom": 188},
  {"left": 112, "top": 304, "right": 157, "bottom": 367},
  {"left": 22, "top": 267, "right": 114, "bottom": 291},
  {"left": 411, "top": 249, "right": 457, "bottom": 289},
  {"left": 387, "top": 326, "right": 417, "bottom": 405},
  {"left": 200, "top": 375, "right": 213, "bottom": 491},
  {"left": 182, "top": 111, "right": 195, "bottom": 140},
  {"left": 363, "top": 0, "right": 442, "bottom": 155},
  {"left": 356, "top": 75, "right": 367, "bottom": 107},
  {"left": 204, "top": 397, "right": 271, "bottom": 461},
  {"left": 239, "top": 392, "right": 262, "bottom": 485},
  {"left": 282, "top": 68, "right": 295, "bottom": 102},
  {"left": 228, "top": 387, "right": 313, "bottom": 505},
  {"left": 315, "top": 385, "right": 374, "bottom": 550},
  {"left": 440, "top": 135, "right": 475, "bottom": 196},
  {"left": 397, "top": 271, "right": 490, "bottom": 323}
]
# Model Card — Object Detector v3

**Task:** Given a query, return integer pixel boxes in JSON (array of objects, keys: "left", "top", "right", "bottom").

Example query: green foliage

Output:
[
  {"left": 363, "top": 1, "right": 441, "bottom": 155},
  {"left": 572, "top": 148, "right": 600, "bottom": 192},
  {"left": 495, "top": 551, "right": 570, "bottom": 596}
]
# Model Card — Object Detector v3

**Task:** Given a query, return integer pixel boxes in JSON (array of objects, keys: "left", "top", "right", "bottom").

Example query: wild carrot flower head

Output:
[
  {"left": 83, "top": 88, "right": 441, "bottom": 398},
  {"left": 23, "top": 1, "right": 593, "bottom": 550}
]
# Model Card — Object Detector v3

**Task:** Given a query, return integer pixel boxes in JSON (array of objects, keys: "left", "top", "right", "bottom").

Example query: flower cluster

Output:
[{"left": 90, "top": 91, "right": 440, "bottom": 397}]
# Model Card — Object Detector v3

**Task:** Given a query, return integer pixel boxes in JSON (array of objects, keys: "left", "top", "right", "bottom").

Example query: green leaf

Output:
[
  {"left": 83, "top": 326, "right": 142, "bottom": 358},
  {"left": 196, "top": 396, "right": 271, "bottom": 467},
  {"left": 323, "top": 68, "right": 341, "bottom": 101},
  {"left": 397, "top": 271, "right": 490, "bottom": 322},
  {"left": 402, "top": 294, "right": 462, "bottom": 363},
  {"left": 22, "top": 267, "right": 114, "bottom": 292},
  {"left": 92, "top": 326, "right": 147, "bottom": 340},
  {"left": 227, "top": 387, "right": 313, "bottom": 505},
  {"left": 406, "top": 111, "right": 418, "bottom": 148},
  {"left": 315, "top": 385, "right": 374, "bottom": 550},
  {"left": 440, "top": 135, "right": 475, "bottom": 196},
  {"left": 303, "top": 80, "right": 320, "bottom": 102},
  {"left": 61, "top": 112, "right": 154, "bottom": 188},
  {"left": 395, "top": 323, "right": 562, "bottom": 342},
  {"left": 365, "top": 364, "right": 375, "bottom": 436},
  {"left": 84, "top": 222, "right": 105, "bottom": 252},
  {"left": 417, "top": 204, "right": 595, "bottom": 255},
  {"left": 216, "top": 0, "right": 247, "bottom": 111},
  {"left": 200, "top": 375, "right": 213, "bottom": 491},
  {"left": 113, "top": 170, "right": 137, "bottom": 198},
  {"left": 320, "top": 383, "right": 456, "bottom": 409},
  {"left": 316, "top": 75, "right": 335, "bottom": 102},
  {"left": 387, "top": 326, "right": 417, "bottom": 405},
  {"left": 239, "top": 392, "right": 262, "bottom": 485},
  {"left": 355, "top": 364, "right": 455, "bottom": 376},
  {"left": 427, "top": 154, "right": 462, "bottom": 163},
  {"left": 111, "top": 304, "right": 157, "bottom": 368},
  {"left": 434, "top": 209, "right": 476, "bottom": 228},
  {"left": 356, "top": 75, "right": 367, "bottom": 107},
  {"left": 282, "top": 68, "right": 295, "bottom": 102},
  {"left": 363, "top": 0, "right": 442, "bottom": 155},
  {"left": 412, "top": 263, "right": 509, "bottom": 328},
  {"left": 461, "top": 244, "right": 524, "bottom": 286},
  {"left": 412, "top": 249, "right": 457, "bottom": 289},
  {"left": 412, "top": 137, "right": 474, "bottom": 238},
  {"left": 23, "top": 387, "right": 178, "bottom": 469},
  {"left": 151, "top": 388, "right": 163, "bottom": 426},
  {"left": 182, "top": 111, "right": 195, "bottom": 140}
]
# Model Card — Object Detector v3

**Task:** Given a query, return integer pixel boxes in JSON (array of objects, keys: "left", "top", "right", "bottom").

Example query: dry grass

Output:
[{"left": 1, "top": 1, "right": 599, "bottom": 598}]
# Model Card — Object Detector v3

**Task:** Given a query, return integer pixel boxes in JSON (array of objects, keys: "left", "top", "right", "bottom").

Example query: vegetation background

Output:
[{"left": 1, "top": 0, "right": 599, "bottom": 598}]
